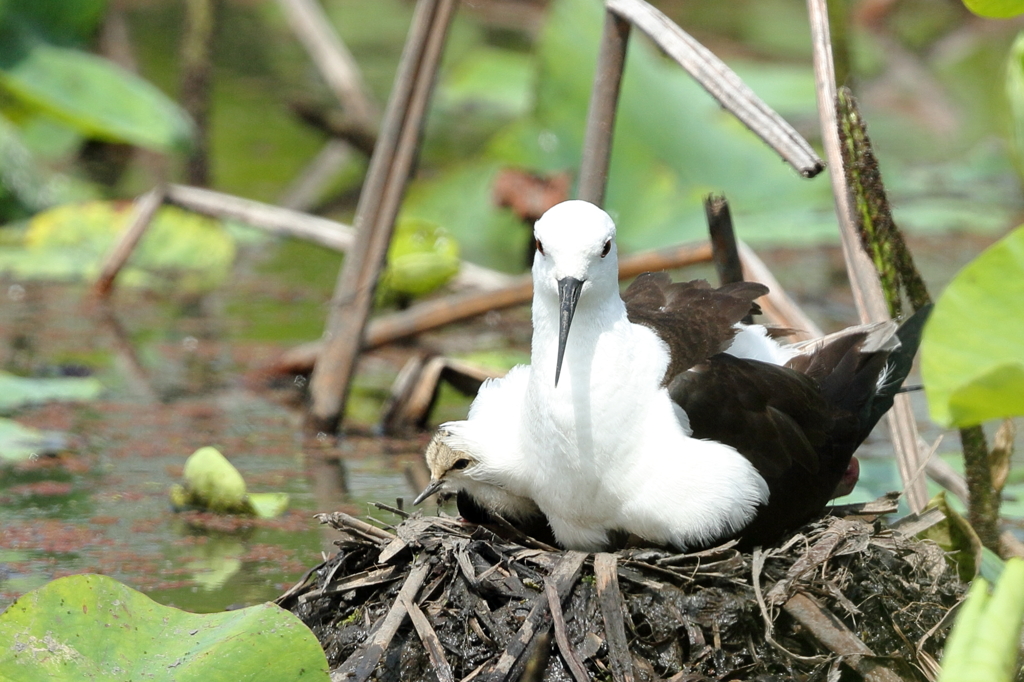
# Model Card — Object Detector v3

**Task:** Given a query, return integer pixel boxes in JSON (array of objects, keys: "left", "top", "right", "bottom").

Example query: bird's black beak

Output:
[
  {"left": 413, "top": 478, "right": 444, "bottom": 506},
  {"left": 556, "top": 277, "right": 584, "bottom": 387}
]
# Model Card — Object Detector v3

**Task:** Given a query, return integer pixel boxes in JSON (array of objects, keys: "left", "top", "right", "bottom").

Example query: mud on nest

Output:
[{"left": 277, "top": 497, "right": 963, "bottom": 682}]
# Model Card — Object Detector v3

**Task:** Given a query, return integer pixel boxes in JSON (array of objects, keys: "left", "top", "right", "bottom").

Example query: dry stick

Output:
[
  {"left": 705, "top": 194, "right": 745, "bottom": 289},
  {"left": 332, "top": 559, "right": 432, "bottom": 682},
  {"left": 482, "top": 552, "right": 587, "bottom": 682},
  {"left": 374, "top": 241, "right": 706, "bottom": 335},
  {"left": 308, "top": 0, "right": 455, "bottom": 433},
  {"left": 594, "top": 553, "right": 634, "bottom": 682},
  {"left": 165, "top": 183, "right": 511, "bottom": 292},
  {"left": 275, "top": 241, "right": 713, "bottom": 375},
  {"left": 783, "top": 592, "right": 903, "bottom": 682},
  {"left": 93, "top": 186, "right": 167, "bottom": 298},
  {"left": 805, "top": 0, "right": 927, "bottom": 512},
  {"left": 275, "top": 0, "right": 377, "bottom": 126},
  {"left": 544, "top": 579, "right": 590, "bottom": 682},
  {"left": 316, "top": 511, "right": 397, "bottom": 542},
  {"left": 578, "top": 9, "right": 630, "bottom": 206},
  {"left": 403, "top": 594, "right": 455, "bottom": 682},
  {"left": 606, "top": 0, "right": 822, "bottom": 177},
  {"left": 738, "top": 242, "right": 823, "bottom": 340},
  {"left": 167, "top": 183, "right": 354, "bottom": 251}
]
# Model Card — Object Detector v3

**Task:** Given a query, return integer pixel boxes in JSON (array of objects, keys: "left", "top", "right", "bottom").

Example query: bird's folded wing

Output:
[
  {"left": 623, "top": 274, "right": 768, "bottom": 382},
  {"left": 667, "top": 354, "right": 832, "bottom": 479}
]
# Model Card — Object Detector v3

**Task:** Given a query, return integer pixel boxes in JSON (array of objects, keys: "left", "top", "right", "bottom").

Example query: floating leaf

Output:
[
  {"left": 0, "top": 200, "right": 235, "bottom": 289},
  {"left": 922, "top": 226, "right": 1024, "bottom": 427},
  {"left": 0, "top": 574, "right": 330, "bottom": 681},
  {"left": 962, "top": 0, "right": 1024, "bottom": 18},
  {"left": 0, "top": 38, "right": 193, "bottom": 152},
  {"left": 246, "top": 492, "right": 291, "bottom": 520},
  {"left": 0, "top": 371, "right": 101, "bottom": 415},
  {"left": 0, "top": 417, "right": 68, "bottom": 462}
]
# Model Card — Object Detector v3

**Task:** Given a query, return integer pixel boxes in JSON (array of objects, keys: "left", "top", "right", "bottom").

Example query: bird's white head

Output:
[
  {"left": 413, "top": 430, "right": 480, "bottom": 505},
  {"left": 532, "top": 200, "right": 619, "bottom": 385}
]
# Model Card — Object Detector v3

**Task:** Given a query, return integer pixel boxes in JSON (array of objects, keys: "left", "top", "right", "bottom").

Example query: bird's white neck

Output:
[{"left": 530, "top": 283, "right": 628, "bottom": 388}]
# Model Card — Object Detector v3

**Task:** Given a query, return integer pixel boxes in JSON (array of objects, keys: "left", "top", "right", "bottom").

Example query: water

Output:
[{"left": 0, "top": 238, "right": 465, "bottom": 613}]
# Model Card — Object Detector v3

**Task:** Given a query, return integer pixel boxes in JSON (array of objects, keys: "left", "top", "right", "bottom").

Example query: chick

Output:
[{"left": 413, "top": 429, "right": 541, "bottom": 523}]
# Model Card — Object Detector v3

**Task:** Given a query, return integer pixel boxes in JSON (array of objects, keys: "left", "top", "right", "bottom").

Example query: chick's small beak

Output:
[
  {"left": 413, "top": 478, "right": 445, "bottom": 506},
  {"left": 555, "top": 276, "right": 584, "bottom": 387}
]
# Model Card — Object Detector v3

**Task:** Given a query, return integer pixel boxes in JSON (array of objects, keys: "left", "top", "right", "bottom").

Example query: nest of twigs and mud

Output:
[{"left": 278, "top": 497, "right": 963, "bottom": 682}]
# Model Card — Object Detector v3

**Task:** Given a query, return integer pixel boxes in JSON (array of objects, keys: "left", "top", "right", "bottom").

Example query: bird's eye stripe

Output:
[{"left": 601, "top": 240, "right": 611, "bottom": 257}]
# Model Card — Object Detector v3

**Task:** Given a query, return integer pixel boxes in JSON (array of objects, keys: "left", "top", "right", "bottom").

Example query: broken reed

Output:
[
  {"left": 836, "top": 86, "right": 930, "bottom": 317},
  {"left": 836, "top": 86, "right": 1001, "bottom": 555}
]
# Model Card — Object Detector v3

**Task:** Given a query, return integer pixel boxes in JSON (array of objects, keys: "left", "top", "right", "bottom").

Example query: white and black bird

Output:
[{"left": 416, "top": 200, "right": 929, "bottom": 551}]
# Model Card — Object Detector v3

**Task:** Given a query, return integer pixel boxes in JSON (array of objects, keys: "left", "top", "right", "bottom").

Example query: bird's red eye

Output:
[
  {"left": 601, "top": 240, "right": 611, "bottom": 258},
  {"left": 536, "top": 239, "right": 544, "bottom": 255}
]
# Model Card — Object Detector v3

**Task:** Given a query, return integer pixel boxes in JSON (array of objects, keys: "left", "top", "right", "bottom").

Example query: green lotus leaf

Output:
[
  {"left": 0, "top": 574, "right": 330, "bottom": 681},
  {"left": 0, "top": 371, "right": 102, "bottom": 415},
  {"left": 922, "top": 226, "right": 1024, "bottom": 427},
  {"left": 962, "top": 0, "right": 1024, "bottom": 17},
  {"left": 0, "top": 38, "right": 193, "bottom": 152}
]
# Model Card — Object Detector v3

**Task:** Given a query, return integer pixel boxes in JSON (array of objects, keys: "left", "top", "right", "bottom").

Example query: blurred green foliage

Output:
[
  {"left": 962, "top": 0, "right": 1024, "bottom": 18},
  {"left": 0, "top": 0, "right": 192, "bottom": 221},
  {"left": 922, "top": 225, "right": 1024, "bottom": 427},
  {"left": 938, "top": 558, "right": 1024, "bottom": 682}
]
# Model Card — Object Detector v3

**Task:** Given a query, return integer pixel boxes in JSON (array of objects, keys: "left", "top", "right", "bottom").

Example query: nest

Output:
[{"left": 278, "top": 498, "right": 963, "bottom": 682}]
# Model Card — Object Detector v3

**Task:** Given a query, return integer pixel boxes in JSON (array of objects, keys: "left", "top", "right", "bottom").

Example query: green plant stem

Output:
[{"left": 961, "top": 425, "right": 1001, "bottom": 553}]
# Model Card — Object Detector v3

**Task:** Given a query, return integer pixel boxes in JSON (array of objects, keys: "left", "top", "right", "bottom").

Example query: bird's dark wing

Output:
[
  {"left": 668, "top": 354, "right": 833, "bottom": 479},
  {"left": 623, "top": 275, "right": 768, "bottom": 383},
  {"left": 671, "top": 306, "right": 932, "bottom": 549},
  {"left": 668, "top": 354, "right": 853, "bottom": 548}
]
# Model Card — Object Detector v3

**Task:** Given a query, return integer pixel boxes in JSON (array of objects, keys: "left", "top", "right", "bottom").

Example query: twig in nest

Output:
[
  {"left": 545, "top": 578, "right": 590, "bottom": 682},
  {"left": 594, "top": 553, "right": 635, "bottom": 682},
  {"left": 334, "top": 558, "right": 434, "bottom": 682}
]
